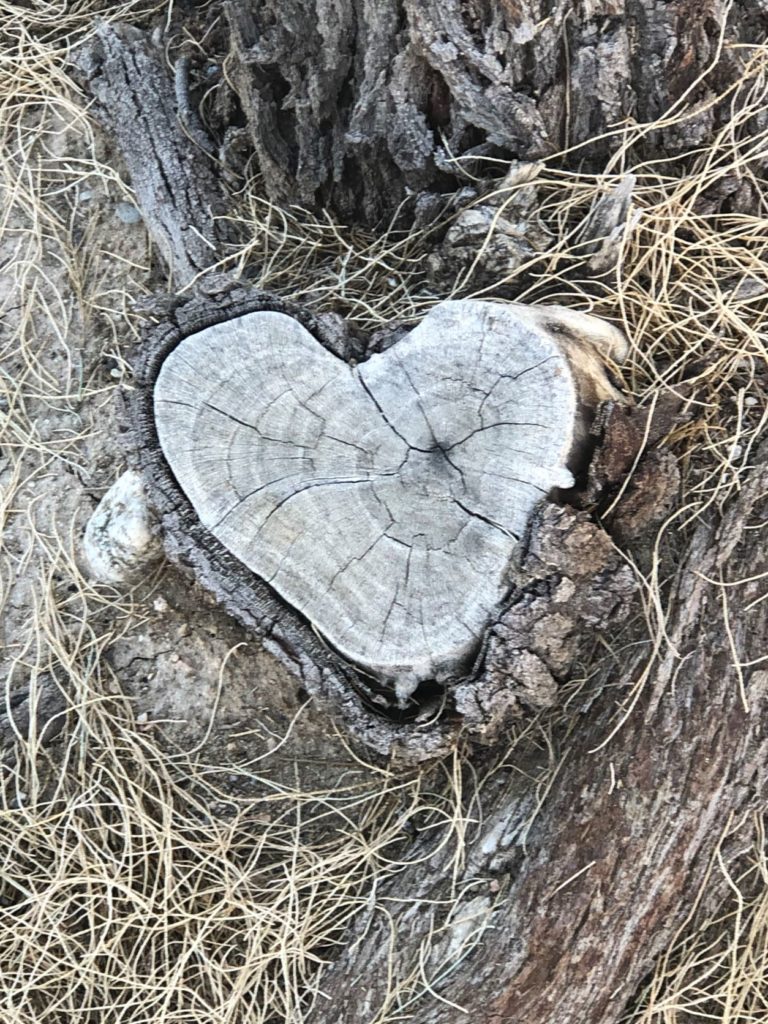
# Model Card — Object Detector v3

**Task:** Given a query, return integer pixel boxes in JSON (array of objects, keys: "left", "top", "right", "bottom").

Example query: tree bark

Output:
[
  {"left": 221, "top": 0, "right": 759, "bottom": 222},
  {"left": 72, "top": 24, "right": 230, "bottom": 285},
  {"left": 303, "top": 454, "right": 768, "bottom": 1022},
  {"left": 71, "top": 3, "right": 768, "bottom": 1022}
]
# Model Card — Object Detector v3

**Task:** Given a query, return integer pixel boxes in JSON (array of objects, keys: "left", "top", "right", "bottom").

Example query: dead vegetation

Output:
[{"left": 0, "top": 3, "right": 766, "bottom": 1022}]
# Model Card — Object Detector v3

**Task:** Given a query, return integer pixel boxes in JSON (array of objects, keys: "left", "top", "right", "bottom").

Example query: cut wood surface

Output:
[{"left": 154, "top": 299, "right": 624, "bottom": 692}]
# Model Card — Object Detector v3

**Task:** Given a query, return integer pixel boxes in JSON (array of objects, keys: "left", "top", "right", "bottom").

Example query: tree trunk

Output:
[
  {"left": 302, "top": 461, "right": 768, "bottom": 1022},
  {"left": 71, "top": 2, "right": 768, "bottom": 1022},
  {"left": 221, "top": 0, "right": 758, "bottom": 222}
]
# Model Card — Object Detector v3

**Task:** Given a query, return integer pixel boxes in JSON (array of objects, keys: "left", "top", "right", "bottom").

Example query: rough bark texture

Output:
[
  {"left": 303, "top": 455, "right": 768, "bottom": 1023},
  {"left": 74, "top": 3, "right": 764, "bottom": 229},
  {"left": 72, "top": 24, "right": 230, "bottom": 285},
  {"left": 220, "top": 0, "right": 761, "bottom": 221}
]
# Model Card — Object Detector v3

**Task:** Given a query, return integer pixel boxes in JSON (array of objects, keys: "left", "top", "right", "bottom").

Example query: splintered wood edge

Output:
[{"left": 128, "top": 288, "right": 627, "bottom": 761}]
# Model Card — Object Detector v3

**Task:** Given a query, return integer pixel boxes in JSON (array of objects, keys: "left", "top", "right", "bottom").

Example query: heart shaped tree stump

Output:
[{"left": 131, "top": 290, "right": 629, "bottom": 756}]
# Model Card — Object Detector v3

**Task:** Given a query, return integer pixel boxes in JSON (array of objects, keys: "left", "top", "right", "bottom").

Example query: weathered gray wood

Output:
[
  {"left": 153, "top": 299, "right": 625, "bottom": 694},
  {"left": 72, "top": 23, "right": 231, "bottom": 286},
  {"left": 123, "top": 288, "right": 635, "bottom": 760}
]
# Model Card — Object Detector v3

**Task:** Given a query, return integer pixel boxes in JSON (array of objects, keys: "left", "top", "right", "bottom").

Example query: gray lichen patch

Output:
[{"left": 152, "top": 299, "right": 622, "bottom": 692}]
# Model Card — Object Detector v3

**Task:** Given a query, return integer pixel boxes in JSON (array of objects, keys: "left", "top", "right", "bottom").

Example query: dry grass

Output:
[
  {"left": 0, "top": 3, "right": 766, "bottom": 1022},
  {"left": 631, "top": 814, "right": 768, "bottom": 1023}
]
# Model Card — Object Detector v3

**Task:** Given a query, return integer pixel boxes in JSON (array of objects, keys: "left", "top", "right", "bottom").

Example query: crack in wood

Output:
[
  {"left": 124, "top": 288, "right": 641, "bottom": 759},
  {"left": 153, "top": 299, "right": 623, "bottom": 693}
]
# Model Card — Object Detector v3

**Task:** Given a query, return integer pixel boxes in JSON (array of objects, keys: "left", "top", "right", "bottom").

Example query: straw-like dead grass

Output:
[{"left": 0, "top": 3, "right": 766, "bottom": 1022}]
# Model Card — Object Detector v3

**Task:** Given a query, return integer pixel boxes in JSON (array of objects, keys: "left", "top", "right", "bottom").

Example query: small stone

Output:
[
  {"left": 153, "top": 596, "right": 169, "bottom": 614},
  {"left": 136, "top": 711, "right": 149, "bottom": 725},
  {"left": 115, "top": 202, "right": 142, "bottom": 224},
  {"left": 83, "top": 470, "right": 163, "bottom": 584}
]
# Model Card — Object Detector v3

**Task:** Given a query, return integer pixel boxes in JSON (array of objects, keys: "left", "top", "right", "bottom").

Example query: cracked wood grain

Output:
[{"left": 153, "top": 299, "right": 624, "bottom": 696}]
